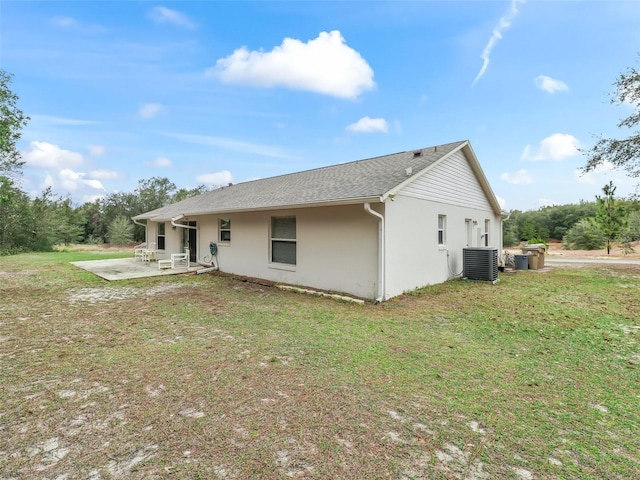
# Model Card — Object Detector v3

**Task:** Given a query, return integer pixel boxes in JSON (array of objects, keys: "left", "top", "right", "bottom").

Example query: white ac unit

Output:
[{"left": 463, "top": 247, "right": 498, "bottom": 282}]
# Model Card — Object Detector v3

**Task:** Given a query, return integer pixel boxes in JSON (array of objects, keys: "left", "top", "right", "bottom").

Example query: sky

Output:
[{"left": 1, "top": 0, "right": 639, "bottom": 212}]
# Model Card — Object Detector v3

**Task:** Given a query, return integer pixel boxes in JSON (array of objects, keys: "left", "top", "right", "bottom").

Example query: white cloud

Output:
[
  {"left": 138, "top": 103, "right": 163, "bottom": 119},
  {"left": 164, "top": 132, "right": 292, "bottom": 159},
  {"left": 534, "top": 75, "right": 568, "bottom": 93},
  {"left": 209, "top": 30, "right": 375, "bottom": 99},
  {"left": 89, "top": 169, "right": 121, "bottom": 180},
  {"left": 346, "top": 116, "right": 389, "bottom": 133},
  {"left": 500, "top": 169, "right": 533, "bottom": 184},
  {"left": 49, "top": 15, "right": 105, "bottom": 34},
  {"left": 148, "top": 6, "right": 196, "bottom": 29},
  {"left": 51, "top": 16, "right": 78, "bottom": 29},
  {"left": 58, "top": 169, "right": 105, "bottom": 192},
  {"left": 22, "top": 141, "right": 84, "bottom": 168},
  {"left": 496, "top": 195, "right": 507, "bottom": 210},
  {"left": 30, "top": 114, "right": 100, "bottom": 126},
  {"left": 521, "top": 133, "right": 579, "bottom": 161},
  {"left": 196, "top": 170, "right": 234, "bottom": 186},
  {"left": 592, "top": 160, "right": 616, "bottom": 173},
  {"left": 88, "top": 145, "right": 106, "bottom": 157},
  {"left": 473, "top": 0, "right": 526, "bottom": 85},
  {"left": 574, "top": 161, "right": 617, "bottom": 185},
  {"left": 148, "top": 156, "right": 172, "bottom": 168},
  {"left": 575, "top": 169, "right": 596, "bottom": 185},
  {"left": 538, "top": 198, "right": 557, "bottom": 207}
]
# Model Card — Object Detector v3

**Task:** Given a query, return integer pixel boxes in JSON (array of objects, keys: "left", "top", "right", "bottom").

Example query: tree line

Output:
[
  {"left": 503, "top": 182, "right": 640, "bottom": 252},
  {"left": 0, "top": 175, "right": 208, "bottom": 254}
]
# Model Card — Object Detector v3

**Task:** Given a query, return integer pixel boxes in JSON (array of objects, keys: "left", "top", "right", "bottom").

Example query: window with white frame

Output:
[
  {"left": 484, "top": 219, "right": 490, "bottom": 246},
  {"left": 271, "top": 216, "right": 296, "bottom": 265},
  {"left": 157, "top": 222, "right": 166, "bottom": 250},
  {"left": 438, "top": 215, "right": 446, "bottom": 245},
  {"left": 220, "top": 218, "right": 231, "bottom": 243}
]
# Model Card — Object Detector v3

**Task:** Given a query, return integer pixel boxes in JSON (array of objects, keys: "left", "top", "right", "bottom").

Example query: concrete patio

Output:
[{"left": 71, "top": 257, "right": 205, "bottom": 281}]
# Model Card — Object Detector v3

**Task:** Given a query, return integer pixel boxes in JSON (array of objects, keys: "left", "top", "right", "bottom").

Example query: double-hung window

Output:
[
  {"left": 438, "top": 215, "right": 446, "bottom": 245},
  {"left": 220, "top": 218, "right": 231, "bottom": 243},
  {"left": 271, "top": 216, "right": 296, "bottom": 265},
  {"left": 157, "top": 222, "right": 166, "bottom": 250}
]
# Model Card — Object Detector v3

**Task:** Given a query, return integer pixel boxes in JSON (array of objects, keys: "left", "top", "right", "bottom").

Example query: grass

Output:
[{"left": 1, "top": 251, "right": 638, "bottom": 479}]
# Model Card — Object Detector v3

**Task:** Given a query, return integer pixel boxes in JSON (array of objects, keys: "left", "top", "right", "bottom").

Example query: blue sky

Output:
[{"left": 1, "top": 0, "right": 639, "bottom": 211}]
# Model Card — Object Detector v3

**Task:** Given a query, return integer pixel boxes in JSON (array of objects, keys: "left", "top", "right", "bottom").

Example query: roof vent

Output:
[
  {"left": 412, "top": 150, "right": 422, "bottom": 158},
  {"left": 406, "top": 167, "right": 413, "bottom": 176},
  {"left": 228, "top": 182, "right": 233, "bottom": 186}
]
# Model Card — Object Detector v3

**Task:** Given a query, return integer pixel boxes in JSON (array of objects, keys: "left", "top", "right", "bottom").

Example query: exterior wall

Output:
[
  {"left": 384, "top": 150, "right": 501, "bottom": 299},
  {"left": 157, "top": 204, "right": 380, "bottom": 300},
  {"left": 146, "top": 221, "right": 182, "bottom": 261}
]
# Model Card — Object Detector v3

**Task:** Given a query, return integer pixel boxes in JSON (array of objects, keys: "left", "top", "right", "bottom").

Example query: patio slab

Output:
[{"left": 71, "top": 258, "right": 203, "bottom": 281}]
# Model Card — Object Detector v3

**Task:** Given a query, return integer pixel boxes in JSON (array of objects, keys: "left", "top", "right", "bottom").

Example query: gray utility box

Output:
[{"left": 463, "top": 247, "right": 498, "bottom": 282}]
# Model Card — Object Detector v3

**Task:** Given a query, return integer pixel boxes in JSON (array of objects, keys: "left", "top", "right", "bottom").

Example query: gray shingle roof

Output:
[{"left": 134, "top": 140, "right": 469, "bottom": 220}]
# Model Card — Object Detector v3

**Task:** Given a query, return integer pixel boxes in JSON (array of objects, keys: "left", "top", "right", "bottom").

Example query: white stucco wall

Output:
[
  {"left": 384, "top": 196, "right": 500, "bottom": 298},
  {"left": 155, "top": 204, "right": 380, "bottom": 300},
  {"left": 384, "top": 149, "right": 501, "bottom": 299}
]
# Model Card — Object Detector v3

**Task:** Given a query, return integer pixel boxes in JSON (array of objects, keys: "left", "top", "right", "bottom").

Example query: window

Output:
[
  {"left": 220, "top": 218, "right": 231, "bottom": 242},
  {"left": 271, "top": 216, "right": 296, "bottom": 265},
  {"left": 484, "top": 219, "right": 490, "bottom": 246},
  {"left": 438, "top": 215, "right": 446, "bottom": 245},
  {"left": 157, "top": 222, "right": 166, "bottom": 250}
]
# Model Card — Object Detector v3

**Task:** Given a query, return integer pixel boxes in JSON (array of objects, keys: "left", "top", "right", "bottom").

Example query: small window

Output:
[
  {"left": 438, "top": 215, "right": 446, "bottom": 245},
  {"left": 484, "top": 219, "right": 490, "bottom": 246},
  {"left": 271, "top": 216, "right": 296, "bottom": 265},
  {"left": 157, "top": 222, "right": 166, "bottom": 250},
  {"left": 220, "top": 218, "right": 231, "bottom": 243}
]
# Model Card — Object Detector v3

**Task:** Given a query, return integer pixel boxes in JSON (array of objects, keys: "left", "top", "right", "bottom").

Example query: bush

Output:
[
  {"left": 626, "top": 211, "right": 640, "bottom": 241},
  {"left": 526, "top": 236, "right": 549, "bottom": 250},
  {"left": 563, "top": 218, "right": 606, "bottom": 250},
  {"left": 107, "top": 216, "right": 134, "bottom": 246}
]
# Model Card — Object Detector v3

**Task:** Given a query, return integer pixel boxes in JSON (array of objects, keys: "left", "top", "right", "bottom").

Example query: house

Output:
[{"left": 132, "top": 140, "right": 502, "bottom": 301}]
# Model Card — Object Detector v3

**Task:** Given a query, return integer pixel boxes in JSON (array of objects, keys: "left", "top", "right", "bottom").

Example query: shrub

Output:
[
  {"left": 563, "top": 218, "right": 606, "bottom": 250},
  {"left": 107, "top": 216, "right": 134, "bottom": 246}
]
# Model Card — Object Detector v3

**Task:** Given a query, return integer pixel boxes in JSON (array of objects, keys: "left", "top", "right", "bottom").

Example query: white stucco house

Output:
[{"left": 132, "top": 140, "right": 502, "bottom": 301}]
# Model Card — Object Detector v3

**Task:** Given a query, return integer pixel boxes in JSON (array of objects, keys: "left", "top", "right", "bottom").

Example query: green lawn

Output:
[{"left": 1, "top": 252, "right": 638, "bottom": 479}]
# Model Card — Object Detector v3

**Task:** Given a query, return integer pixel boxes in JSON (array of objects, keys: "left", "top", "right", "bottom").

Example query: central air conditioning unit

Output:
[{"left": 463, "top": 247, "right": 498, "bottom": 283}]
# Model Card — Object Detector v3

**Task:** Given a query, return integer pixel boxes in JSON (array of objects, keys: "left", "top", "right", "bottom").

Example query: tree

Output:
[
  {"left": 173, "top": 184, "right": 209, "bottom": 202},
  {"left": 583, "top": 57, "right": 640, "bottom": 182},
  {"left": 0, "top": 176, "right": 31, "bottom": 253},
  {"left": 0, "top": 70, "right": 29, "bottom": 176},
  {"left": 135, "top": 177, "right": 176, "bottom": 211},
  {"left": 563, "top": 219, "right": 606, "bottom": 250},
  {"left": 51, "top": 197, "right": 85, "bottom": 245},
  {"left": 594, "top": 181, "right": 626, "bottom": 254},
  {"left": 627, "top": 210, "right": 640, "bottom": 241},
  {"left": 107, "top": 216, "right": 134, "bottom": 245}
]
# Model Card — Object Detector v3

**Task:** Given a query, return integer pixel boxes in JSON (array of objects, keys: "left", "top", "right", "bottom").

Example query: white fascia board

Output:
[
  {"left": 139, "top": 196, "right": 384, "bottom": 221},
  {"left": 461, "top": 142, "right": 502, "bottom": 216}
]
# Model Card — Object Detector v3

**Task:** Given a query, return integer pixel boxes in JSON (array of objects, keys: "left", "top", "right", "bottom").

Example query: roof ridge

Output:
[{"left": 224, "top": 140, "right": 468, "bottom": 189}]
